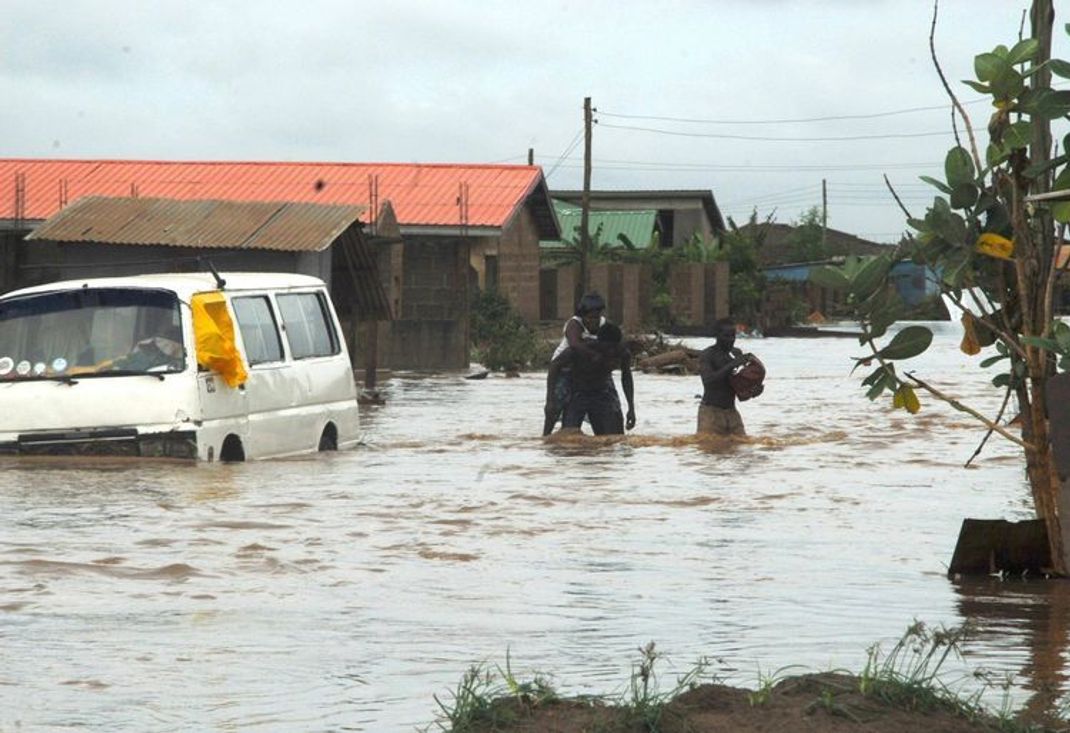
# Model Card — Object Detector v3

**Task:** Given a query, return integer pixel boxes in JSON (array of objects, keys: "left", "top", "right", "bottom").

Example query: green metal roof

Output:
[{"left": 540, "top": 199, "right": 658, "bottom": 249}]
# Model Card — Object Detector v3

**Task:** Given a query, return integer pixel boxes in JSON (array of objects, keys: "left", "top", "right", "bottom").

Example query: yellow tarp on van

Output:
[{"left": 191, "top": 291, "right": 247, "bottom": 388}]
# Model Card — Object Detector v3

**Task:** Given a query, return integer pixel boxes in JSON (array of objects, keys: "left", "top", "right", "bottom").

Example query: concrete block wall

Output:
[
  {"left": 400, "top": 240, "right": 468, "bottom": 321},
  {"left": 704, "top": 261, "right": 730, "bottom": 324},
  {"left": 357, "top": 319, "right": 466, "bottom": 370},
  {"left": 544, "top": 262, "right": 648, "bottom": 334},
  {"left": 555, "top": 265, "right": 579, "bottom": 320},
  {"left": 495, "top": 207, "right": 541, "bottom": 323},
  {"left": 668, "top": 262, "right": 706, "bottom": 326},
  {"left": 621, "top": 264, "right": 651, "bottom": 334}
]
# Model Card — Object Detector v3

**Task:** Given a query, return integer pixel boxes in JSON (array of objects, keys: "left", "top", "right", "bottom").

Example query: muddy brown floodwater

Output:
[{"left": 1, "top": 321, "right": 1068, "bottom": 731}]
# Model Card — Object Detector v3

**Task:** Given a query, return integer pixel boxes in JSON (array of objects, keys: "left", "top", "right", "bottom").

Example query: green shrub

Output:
[{"left": 470, "top": 289, "right": 539, "bottom": 371}]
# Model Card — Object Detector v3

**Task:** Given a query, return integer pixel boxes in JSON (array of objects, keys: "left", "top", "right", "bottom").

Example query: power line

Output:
[
  {"left": 597, "top": 97, "right": 987, "bottom": 126},
  {"left": 598, "top": 121, "right": 954, "bottom": 142},
  {"left": 544, "top": 127, "right": 584, "bottom": 179},
  {"left": 539, "top": 158, "right": 942, "bottom": 172}
]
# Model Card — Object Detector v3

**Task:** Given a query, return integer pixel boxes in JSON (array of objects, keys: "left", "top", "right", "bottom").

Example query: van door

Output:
[
  {"left": 197, "top": 370, "right": 248, "bottom": 460},
  {"left": 229, "top": 293, "right": 295, "bottom": 458},
  {"left": 275, "top": 290, "right": 353, "bottom": 448}
]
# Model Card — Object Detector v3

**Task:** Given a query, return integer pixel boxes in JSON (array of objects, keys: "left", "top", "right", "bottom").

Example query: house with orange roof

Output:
[{"left": 0, "top": 159, "right": 559, "bottom": 370}]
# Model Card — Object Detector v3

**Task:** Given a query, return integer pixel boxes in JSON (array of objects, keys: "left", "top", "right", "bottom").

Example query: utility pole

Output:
[
  {"left": 579, "top": 96, "right": 593, "bottom": 302},
  {"left": 527, "top": 147, "right": 534, "bottom": 166},
  {"left": 821, "top": 178, "right": 828, "bottom": 249}
]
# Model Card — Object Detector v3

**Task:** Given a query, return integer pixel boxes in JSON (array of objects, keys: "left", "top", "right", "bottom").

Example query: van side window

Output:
[
  {"left": 232, "top": 296, "right": 283, "bottom": 365},
  {"left": 276, "top": 292, "right": 339, "bottom": 359}
]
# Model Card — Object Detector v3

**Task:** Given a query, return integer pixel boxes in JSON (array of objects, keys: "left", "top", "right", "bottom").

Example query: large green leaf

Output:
[
  {"left": 1023, "top": 335, "right": 1062, "bottom": 352},
  {"left": 861, "top": 365, "right": 886, "bottom": 386},
  {"left": 950, "top": 183, "right": 979, "bottom": 210},
  {"left": 1050, "top": 59, "right": 1070, "bottom": 79},
  {"left": 907, "top": 217, "right": 929, "bottom": 232},
  {"left": 1055, "top": 321, "right": 1070, "bottom": 351},
  {"left": 986, "top": 142, "right": 1009, "bottom": 167},
  {"left": 1024, "top": 89, "right": 1070, "bottom": 120},
  {"left": 809, "top": 265, "right": 849, "bottom": 291},
  {"left": 876, "top": 325, "right": 934, "bottom": 361},
  {"left": 990, "top": 65, "right": 1025, "bottom": 101},
  {"left": 1052, "top": 168, "right": 1070, "bottom": 223},
  {"left": 1023, "top": 153, "right": 1069, "bottom": 179},
  {"left": 1007, "top": 38, "right": 1040, "bottom": 65},
  {"left": 865, "top": 369, "right": 891, "bottom": 400},
  {"left": 974, "top": 51, "right": 1005, "bottom": 82},
  {"left": 1003, "top": 120, "right": 1033, "bottom": 150},
  {"left": 850, "top": 255, "right": 892, "bottom": 300},
  {"left": 945, "top": 147, "right": 975, "bottom": 189},
  {"left": 920, "top": 175, "right": 952, "bottom": 194},
  {"left": 1052, "top": 201, "right": 1070, "bottom": 224},
  {"left": 941, "top": 249, "right": 973, "bottom": 288}
]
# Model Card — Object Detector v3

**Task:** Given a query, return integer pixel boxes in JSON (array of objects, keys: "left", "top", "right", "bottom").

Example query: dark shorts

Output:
[
  {"left": 563, "top": 380, "right": 624, "bottom": 435},
  {"left": 552, "top": 371, "right": 572, "bottom": 417}
]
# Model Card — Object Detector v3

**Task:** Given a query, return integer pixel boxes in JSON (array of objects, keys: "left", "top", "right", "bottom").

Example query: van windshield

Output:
[{"left": 0, "top": 288, "right": 185, "bottom": 380}]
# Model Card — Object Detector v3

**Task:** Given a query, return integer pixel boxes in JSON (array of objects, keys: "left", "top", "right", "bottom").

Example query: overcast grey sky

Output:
[{"left": 2, "top": 1, "right": 1064, "bottom": 242}]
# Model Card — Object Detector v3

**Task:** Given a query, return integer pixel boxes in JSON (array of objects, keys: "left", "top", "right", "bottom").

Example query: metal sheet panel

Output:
[
  {"left": 26, "top": 196, "right": 366, "bottom": 253},
  {"left": 0, "top": 159, "right": 547, "bottom": 232}
]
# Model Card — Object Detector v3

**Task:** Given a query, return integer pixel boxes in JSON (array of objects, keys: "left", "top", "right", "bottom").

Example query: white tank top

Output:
[{"left": 552, "top": 315, "right": 606, "bottom": 360}]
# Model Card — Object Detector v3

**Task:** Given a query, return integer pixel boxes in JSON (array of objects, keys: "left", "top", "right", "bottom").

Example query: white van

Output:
[{"left": 0, "top": 272, "right": 360, "bottom": 461}]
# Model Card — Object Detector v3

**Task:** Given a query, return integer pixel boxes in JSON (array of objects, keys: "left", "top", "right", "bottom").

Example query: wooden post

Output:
[
  {"left": 578, "top": 96, "right": 593, "bottom": 304},
  {"left": 821, "top": 178, "right": 828, "bottom": 248},
  {"left": 364, "top": 320, "right": 378, "bottom": 390}
]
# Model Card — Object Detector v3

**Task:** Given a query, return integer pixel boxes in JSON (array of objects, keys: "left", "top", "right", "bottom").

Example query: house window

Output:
[
  {"left": 277, "top": 292, "right": 339, "bottom": 359},
  {"left": 484, "top": 255, "right": 499, "bottom": 291},
  {"left": 232, "top": 296, "right": 284, "bottom": 365},
  {"left": 657, "top": 210, "right": 675, "bottom": 247}
]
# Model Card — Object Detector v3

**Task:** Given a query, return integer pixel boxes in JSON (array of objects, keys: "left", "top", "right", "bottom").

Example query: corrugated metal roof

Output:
[
  {"left": 0, "top": 159, "right": 557, "bottom": 237},
  {"left": 25, "top": 195, "right": 393, "bottom": 319},
  {"left": 25, "top": 196, "right": 367, "bottom": 252},
  {"left": 542, "top": 199, "right": 658, "bottom": 249},
  {"left": 551, "top": 188, "right": 725, "bottom": 233}
]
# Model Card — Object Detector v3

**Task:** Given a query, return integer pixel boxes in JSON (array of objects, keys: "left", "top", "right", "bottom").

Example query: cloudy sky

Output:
[{"left": 2, "top": 1, "right": 1064, "bottom": 242}]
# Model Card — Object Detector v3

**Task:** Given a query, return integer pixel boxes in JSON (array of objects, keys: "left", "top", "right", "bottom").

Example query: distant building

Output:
[
  {"left": 736, "top": 221, "right": 892, "bottom": 267},
  {"left": 550, "top": 189, "right": 724, "bottom": 247},
  {"left": 538, "top": 193, "right": 728, "bottom": 332}
]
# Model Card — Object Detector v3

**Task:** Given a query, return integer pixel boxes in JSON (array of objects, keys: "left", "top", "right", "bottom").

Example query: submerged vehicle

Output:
[{"left": 0, "top": 272, "right": 359, "bottom": 460}]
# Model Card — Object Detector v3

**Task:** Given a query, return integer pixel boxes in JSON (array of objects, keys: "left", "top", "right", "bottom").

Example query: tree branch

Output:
[
  {"left": 964, "top": 380, "right": 1015, "bottom": 467},
  {"left": 905, "top": 371, "right": 1034, "bottom": 450},
  {"left": 1042, "top": 222, "right": 1068, "bottom": 335},
  {"left": 929, "top": 0, "right": 983, "bottom": 172},
  {"left": 883, "top": 174, "right": 914, "bottom": 220}
]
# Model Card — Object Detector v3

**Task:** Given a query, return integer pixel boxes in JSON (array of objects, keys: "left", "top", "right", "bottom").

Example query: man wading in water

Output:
[
  {"left": 544, "top": 322, "right": 635, "bottom": 436},
  {"left": 697, "top": 318, "right": 761, "bottom": 437},
  {"left": 543, "top": 292, "right": 608, "bottom": 434}
]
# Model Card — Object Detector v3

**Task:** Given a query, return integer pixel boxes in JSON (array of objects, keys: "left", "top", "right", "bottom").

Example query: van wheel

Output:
[
  {"left": 318, "top": 423, "right": 338, "bottom": 452},
  {"left": 220, "top": 435, "right": 245, "bottom": 463}
]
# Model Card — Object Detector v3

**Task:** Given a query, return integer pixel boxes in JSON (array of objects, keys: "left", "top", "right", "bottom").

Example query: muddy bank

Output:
[{"left": 451, "top": 671, "right": 1064, "bottom": 732}]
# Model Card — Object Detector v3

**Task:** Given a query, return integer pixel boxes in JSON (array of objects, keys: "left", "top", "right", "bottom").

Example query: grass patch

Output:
[
  {"left": 619, "top": 641, "right": 716, "bottom": 731},
  {"left": 429, "top": 650, "right": 561, "bottom": 732},
  {"left": 430, "top": 625, "right": 1069, "bottom": 732}
]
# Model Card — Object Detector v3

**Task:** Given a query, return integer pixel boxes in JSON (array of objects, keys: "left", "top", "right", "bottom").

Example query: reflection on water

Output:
[
  {"left": 0, "top": 322, "right": 1066, "bottom": 730},
  {"left": 953, "top": 578, "right": 1070, "bottom": 724}
]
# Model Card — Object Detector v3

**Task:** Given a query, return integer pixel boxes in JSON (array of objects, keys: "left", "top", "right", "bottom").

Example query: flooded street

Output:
[{"left": 2, "top": 321, "right": 1067, "bottom": 731}]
